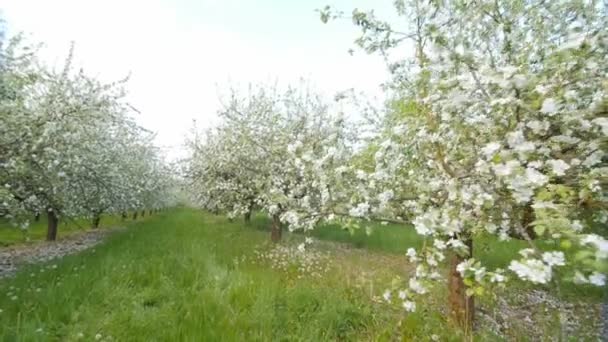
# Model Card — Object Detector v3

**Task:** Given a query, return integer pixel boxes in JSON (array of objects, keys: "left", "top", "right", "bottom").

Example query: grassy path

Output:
[
  {"left": 0, "top": 208, "right": 405, "bottom": 341},
  {"left": 0, "top": 208, "right": 603, "bottom": 341}
]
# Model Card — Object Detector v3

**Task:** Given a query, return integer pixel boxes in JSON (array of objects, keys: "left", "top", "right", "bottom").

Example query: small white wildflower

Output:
[
  {"left": 382, "top": 290, "right": 392, "bottom": 302},
  {"left": 398, "top": 290, "right": 407, "bottom": 300},
  {"left": 297, "top": 243, "right": 305, "bottom": 253},
  {"left": 95, "top": 333, "right": 102, "bottom": 340},
  {"left": 403, "top": 300, "right": 416, "bottom": 312}
]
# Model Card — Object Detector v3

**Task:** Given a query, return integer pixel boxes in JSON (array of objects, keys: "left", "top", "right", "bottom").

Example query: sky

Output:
[{"left": 0, "top": 0, "right": 395, "bottom": 159}]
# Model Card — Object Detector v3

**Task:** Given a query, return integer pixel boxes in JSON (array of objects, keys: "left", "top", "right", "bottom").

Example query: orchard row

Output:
[{"left": 1, "top": 37, "right": 179, "bottom": 240}]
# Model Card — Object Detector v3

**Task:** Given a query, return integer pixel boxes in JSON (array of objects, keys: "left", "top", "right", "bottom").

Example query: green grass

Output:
[
  {"left": 0, "top": 208, "right": 403, "bottom": 341},
  {"left": 248, "top": 213, "right": 605, "bottom": 302},
  {"left": 0, "top": 208, "right": 603, "bottom": 340},
  {"left": 0, "top": 213, "right": 149, "bottom": 247}
]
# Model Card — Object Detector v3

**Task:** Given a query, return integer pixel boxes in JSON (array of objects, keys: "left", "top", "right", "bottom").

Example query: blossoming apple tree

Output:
[
  {"left": 187, "top": 84, "right": 350, "bottom": 241},
  {"left": 283, "top": 0, "right": 608, "bottom": 330}
]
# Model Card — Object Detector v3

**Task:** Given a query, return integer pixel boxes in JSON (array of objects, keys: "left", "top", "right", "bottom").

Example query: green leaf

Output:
[{"left": 534, "top": 225, "right": 546, "bottom": 236}]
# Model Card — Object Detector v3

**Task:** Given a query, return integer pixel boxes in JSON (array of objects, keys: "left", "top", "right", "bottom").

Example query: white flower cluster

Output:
[{"left": 508, "top": 251, "right": 566, "bottom": 284}]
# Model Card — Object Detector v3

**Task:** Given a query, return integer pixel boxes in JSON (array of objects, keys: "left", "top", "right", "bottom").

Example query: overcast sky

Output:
[{"left": 1, "top": 0, "right": 394, "bottom": 159}]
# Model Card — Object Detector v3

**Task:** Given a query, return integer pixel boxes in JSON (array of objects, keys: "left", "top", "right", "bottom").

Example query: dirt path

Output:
[{"left": 0, "top": 228, "right": 121, "bottom": 279}]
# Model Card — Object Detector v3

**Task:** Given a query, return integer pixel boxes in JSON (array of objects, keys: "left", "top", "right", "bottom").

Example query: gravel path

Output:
[{"left": 0, "top": 228, "right": 120, "bottom": 279}]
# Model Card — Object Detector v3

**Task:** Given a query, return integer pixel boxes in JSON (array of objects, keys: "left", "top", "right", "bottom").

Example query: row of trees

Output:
[
  {"left": 186, "top": 0, "right": 606, "bottom": 332},
  {"left": 0, "top": 35, "right": 178, "bottom": 240}
]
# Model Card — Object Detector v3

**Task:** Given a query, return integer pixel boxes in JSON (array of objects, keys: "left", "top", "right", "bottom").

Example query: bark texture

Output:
[
  {"left": 448, "top": 238, "right": 474, "bottom": 331},
  {"left": 270, "top": 214, "right": 282, "bottom": 242},
  {"left": 46, "top": 210, "right": 59, "bottom": 241}
]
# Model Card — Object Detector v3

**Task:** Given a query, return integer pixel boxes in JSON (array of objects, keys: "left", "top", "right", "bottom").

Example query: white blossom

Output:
[
  {"left": 540, "top": 98, "right": 557, "bottom": 115},
  {"left": 546, "top": 159, "right": 570, "bottom": 176},
  {"left": 481, "top": 142, "right": 501, "bottom": 158},
  {"left": 406, "top": 248, "right": 418, "bottom": 262},
  {"left": 508, "top": 259, "right": 552, "bottom": 284},
  {"left": 348, "top": 202, "right": 370, "bottom": 217},
  {"left": 542, "top": 251, "right": 565, "bottom": 267},
  {"left": 588, "top": 272, "right": 606, "bottom": 286},
  {"left": 409, "top": 278, "right": 427, "bottom": 294}
]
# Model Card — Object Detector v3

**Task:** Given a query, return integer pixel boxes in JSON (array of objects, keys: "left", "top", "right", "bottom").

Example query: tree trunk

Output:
[
  {"left": 149, "top": 209, "right": 153, "bottom": 216},
  {"left": 34, "top": 213, "right": 40, "bottom": 222},
  {"left": 46, "top": 210, "right": 59, "bottom": 241},
  {"left": 510, "top": 203, "right": 537, "bottom": 240},
  {"left": 141, "top": 210, "right": 145, "bottom": 217},
  {"left": 92, "top": 213, "right": 101, "bottom": 228},
  {"left": 121, "top": 212, "right": 127, "bottom": 221},
  {"left": 522, "top": 203, "right": 537, "bottom": 239},
  {"left": 448, "top": 238, "right": 474, "bottom": 332},
  {"left": 270, "top": 214, "right": 282, "bottom": 242},
  {"left": 133, "top": 211, "right": 138, "bottom": 220},
  {"left": 244, "top": 210, "right": 251, "bottom": 224}
]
